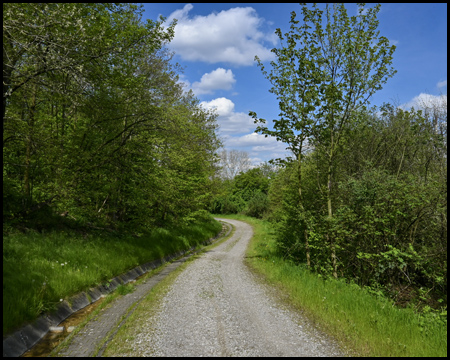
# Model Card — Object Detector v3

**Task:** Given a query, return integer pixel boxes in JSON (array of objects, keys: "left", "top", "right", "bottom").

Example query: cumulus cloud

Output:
[
  {"left": 401, "top": 93, "right": 447, "bottom": 111},
  {"left": 200, "top": 97, "right": 255, "bottom": 134},
  {"left": 226, "top": 132, "right": 291, "bottom": 166},
  {"left": 192, "top": 68, "right": 236, "bottom": 95},
  {"left": 199, "top": 99, "right": 291, "bottom": 164},
  {"left": 165, "top": 4, "right": 277, "bottom": 66},
  {"left": 228, "top": 132, "right": 288, "bottom": 152}
]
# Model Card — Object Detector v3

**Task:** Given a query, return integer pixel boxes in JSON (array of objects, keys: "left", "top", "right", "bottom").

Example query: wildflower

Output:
[
  {"left": 60, "top": 299, "right": 63, "bottom": 302},
  {"left": 61, "top": 263, "right": 64, "bottom": 266}
]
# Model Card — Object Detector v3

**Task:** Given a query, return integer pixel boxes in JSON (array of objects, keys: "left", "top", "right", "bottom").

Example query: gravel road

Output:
[{"left": 130, "top": 218, "right": 345, "bottom": 357}]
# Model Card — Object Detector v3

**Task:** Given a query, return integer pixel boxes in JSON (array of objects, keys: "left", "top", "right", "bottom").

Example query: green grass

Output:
[
  {"left": 3, "top": 217, "right": 222, "bottom": 336},
  {"left": 218, "top": 214, "right": 447, "bottom": 357}
]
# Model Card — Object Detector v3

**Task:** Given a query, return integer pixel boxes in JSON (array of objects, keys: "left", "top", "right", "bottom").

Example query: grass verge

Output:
[
  {"left": 3, "top": 216, "right": 222, "bottom": 336},
  {"left": 218, "top": 214, "right": 447, "bottom": 357},
  {"left": 49, "top": 261, "right": 176, "bottom": 357}
]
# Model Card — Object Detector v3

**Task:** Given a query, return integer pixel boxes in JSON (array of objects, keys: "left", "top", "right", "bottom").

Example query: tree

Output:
[
  {"left": 3, "top": 3, "right": 175, "bottom": 212},
  {"left": 250, "top": 3, "right": 396, "bottom": 276},
  {"left": 218, "top": 149, "right": 252, "bottom": 180},
  {"left": 233, "top": 167, "right": 270, "bottom": 201},
  {"left": 3, "top": 3, "right": 221, "bottom": 230},
  {"left": 2, "top": 4, "right": 175, "bottom": 133}
]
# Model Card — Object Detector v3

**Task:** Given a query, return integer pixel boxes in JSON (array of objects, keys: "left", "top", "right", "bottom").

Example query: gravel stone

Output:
[{"left": 129, "top": 218, "right": 345, "bottom": 357}]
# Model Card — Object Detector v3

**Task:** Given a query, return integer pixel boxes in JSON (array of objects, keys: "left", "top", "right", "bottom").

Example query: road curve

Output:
[{"left": 129, "top": 218, "right": 344, "bottom": 357}]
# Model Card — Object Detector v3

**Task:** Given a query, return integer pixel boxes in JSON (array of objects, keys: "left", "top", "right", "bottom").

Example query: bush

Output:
[
  {"left": 245, "top": 191, "right": 269, "bottom": 218},
  {"left": 210, "top": 193, "right": 246, "bottom": 214}
]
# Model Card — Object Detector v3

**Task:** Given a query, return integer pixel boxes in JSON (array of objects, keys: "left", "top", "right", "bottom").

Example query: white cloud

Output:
[
  {"left": 177, "top": 73, "right": 191, "bottom": 90},
  {"left": 389, "top": 39, "right": 399, "bottom": 46},
  {"left": 226, "top": 132, "right": 291, "bottom": 166},
  {"left": 401, "top": 93, "right": 447, "bottom": 111},
  {"left": 231, "top": 133, "right": 289, "bottom": 153},
  {"left": 437, "top": 80, "right": 447, "bottom": 89},
  {"left": 192, "top": 68, "right": 236, "bottom": 95},
  {"left": 165, "top": 4, "right": 277, "bottom": 66},
  {"left": 200, "top": 97, "right": 255, "bottom": 134},
  {"left": 227, "top": 132, "right": 276, "bottom": 148},
  {"left": 200, "top": 97, "right": 292, "bottom": 165}
]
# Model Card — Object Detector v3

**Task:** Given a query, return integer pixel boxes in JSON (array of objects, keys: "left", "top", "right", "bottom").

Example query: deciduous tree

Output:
[{"left": 250, "top": 3, "right": 396, "bottom": 276}]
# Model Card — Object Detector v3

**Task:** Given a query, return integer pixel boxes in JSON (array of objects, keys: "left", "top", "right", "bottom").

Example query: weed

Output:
[{"left": 116, "top": 284, "right": 135, "bottom": 296}]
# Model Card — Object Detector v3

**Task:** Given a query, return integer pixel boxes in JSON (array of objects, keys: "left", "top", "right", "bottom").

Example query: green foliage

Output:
[
  {"left": 3, "top": 3, "right": 220, "bottom": 231},
  {"left": 233, "top": 168, "right": 270, "bottom": 201},
  {"left": 266, "top": 104, "right": 447, "bottom": 309},
  {"left": 336, "top": 170, "right": 446, "bottom": 299},
  {"left": 249, "top": 2, "right": 398, "bottom": 278},
  {"left": 213, "top": 193, "right": 247, "bottom": 215},
  {"left": 210, "top": 163, "right": 274, "bottom": 217},
  {"left": 245, "top": 191, "right": 270, "bottom": 219},
  {"left": 246, "top": 2, "right": 446, "bottom": 311}
]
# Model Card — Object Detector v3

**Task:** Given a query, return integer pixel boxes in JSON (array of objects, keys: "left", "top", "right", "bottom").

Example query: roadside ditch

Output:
[{"left": 3, "top": 221, "right": 232, "bottom": 357}]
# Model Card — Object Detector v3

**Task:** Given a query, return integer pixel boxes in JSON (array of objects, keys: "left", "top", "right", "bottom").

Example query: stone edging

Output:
[{"left": 2, "top": 221, "right": 232, "bottom": 357}]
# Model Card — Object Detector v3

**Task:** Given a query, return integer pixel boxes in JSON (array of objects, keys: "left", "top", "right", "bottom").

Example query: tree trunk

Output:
[
  {"left": 327, "top": 156, "right": 338, "bottom": 279},
  {"left": 297, "top": 149, "right": 310, "bottom": 268},
  {"left": 24, "top": 86, "right": 36, "bottom": 205},
  {"left": 305, "top": 229, "right": 311, "bottom": 268}
]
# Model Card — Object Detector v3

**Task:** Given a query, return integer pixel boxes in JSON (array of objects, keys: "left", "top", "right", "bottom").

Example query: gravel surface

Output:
[{"left": 130, "top": 218, "right": 345, "bottom": 357}]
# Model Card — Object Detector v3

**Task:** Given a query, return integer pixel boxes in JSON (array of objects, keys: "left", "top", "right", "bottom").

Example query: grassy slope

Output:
[
  {"left": 218, "top": 214, "right": 447, "bottom": 357},
  {"left": 3, "top": 217, "right": 222, "bottom": 336}
]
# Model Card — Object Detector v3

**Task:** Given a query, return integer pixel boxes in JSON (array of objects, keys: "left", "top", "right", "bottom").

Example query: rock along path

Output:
[{"left": 127, "top": 218, "right": 345, "bottom": 357}]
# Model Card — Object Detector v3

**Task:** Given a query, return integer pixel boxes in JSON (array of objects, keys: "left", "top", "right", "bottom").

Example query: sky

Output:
[{"left": 141, "top": 3, "right": 447, "bottom": 166}]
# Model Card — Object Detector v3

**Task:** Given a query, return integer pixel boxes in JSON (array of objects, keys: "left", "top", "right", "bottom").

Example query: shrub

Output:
[{"left": 245, "top": 191, "right": 269, "bottom": 219}]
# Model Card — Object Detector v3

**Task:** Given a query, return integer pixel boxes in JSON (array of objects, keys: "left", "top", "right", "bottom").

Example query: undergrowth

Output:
[{"left": 219, "top": 214, "right": 447, "bottom": 357}]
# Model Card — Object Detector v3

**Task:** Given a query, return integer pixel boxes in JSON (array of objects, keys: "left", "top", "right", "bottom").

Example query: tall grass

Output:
[
  {"left": 219, "top": 214, "right": 447, "bottom": 357},
  {"left": 3, "top": 218, "right": 221, "bottom": 336}
]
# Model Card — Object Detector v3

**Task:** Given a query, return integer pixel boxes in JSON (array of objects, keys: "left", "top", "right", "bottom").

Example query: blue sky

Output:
[{"left": 142, "top": 3, "right": 447, "bottom": 166}]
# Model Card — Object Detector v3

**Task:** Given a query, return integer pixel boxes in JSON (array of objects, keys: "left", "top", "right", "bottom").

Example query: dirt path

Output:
[{"left": 127, "top": 218, "right": 344, "bottom": 357}]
